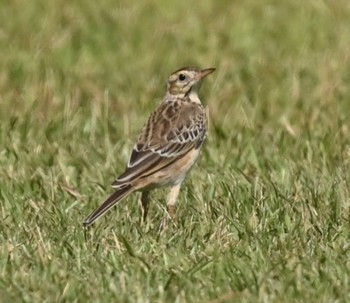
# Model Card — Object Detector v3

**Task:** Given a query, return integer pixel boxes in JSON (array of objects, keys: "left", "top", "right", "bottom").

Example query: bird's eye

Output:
[{"left": 178, "top": 74, "right": 186, "bottom": 81}]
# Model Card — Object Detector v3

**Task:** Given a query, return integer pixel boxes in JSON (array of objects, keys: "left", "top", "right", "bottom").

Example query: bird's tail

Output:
[{"left": 83, "top": 185, "right": 133, "bottom": 227}]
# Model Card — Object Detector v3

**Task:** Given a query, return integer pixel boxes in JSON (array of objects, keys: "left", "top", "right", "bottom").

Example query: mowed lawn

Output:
[{"left": 1, "top": 1, "right": 350, "bottom": 302}]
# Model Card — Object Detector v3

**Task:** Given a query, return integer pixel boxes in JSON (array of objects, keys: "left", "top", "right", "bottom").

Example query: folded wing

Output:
[{"left": 112, "top": 100, "right": 207, "bottom": 188}]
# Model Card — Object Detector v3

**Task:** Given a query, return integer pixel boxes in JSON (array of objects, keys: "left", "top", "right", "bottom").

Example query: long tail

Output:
[{"left": 83, "top": 185, "right": 133, "bottom": 227}]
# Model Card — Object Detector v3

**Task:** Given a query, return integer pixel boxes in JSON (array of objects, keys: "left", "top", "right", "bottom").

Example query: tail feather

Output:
[{"left": 83, "top": 185, "right": 133, "bottom": 227}]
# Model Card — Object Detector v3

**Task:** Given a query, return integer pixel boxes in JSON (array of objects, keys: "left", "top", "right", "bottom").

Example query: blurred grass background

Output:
[{"left": 1, "top": 0, "right": 350, "bottom": 302}]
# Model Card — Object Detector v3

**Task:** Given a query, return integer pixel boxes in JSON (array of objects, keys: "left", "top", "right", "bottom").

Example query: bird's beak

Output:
[{"left": 198, "top": 67, "right": 216, "bottom": 79}]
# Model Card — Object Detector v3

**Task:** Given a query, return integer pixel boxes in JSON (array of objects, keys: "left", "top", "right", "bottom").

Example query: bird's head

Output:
[{"left": 166, "top": 67, "right": 215, "bottom": 97}]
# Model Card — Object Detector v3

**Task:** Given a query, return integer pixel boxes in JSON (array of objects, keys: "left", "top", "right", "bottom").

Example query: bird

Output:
[{"left": 83, "top": 66, "right": 216, "bottom": 227}]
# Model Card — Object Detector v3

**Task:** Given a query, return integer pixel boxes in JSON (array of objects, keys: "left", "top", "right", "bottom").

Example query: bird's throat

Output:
[{"left": 187, "top": 90, "right": 201, "bottom": 104}]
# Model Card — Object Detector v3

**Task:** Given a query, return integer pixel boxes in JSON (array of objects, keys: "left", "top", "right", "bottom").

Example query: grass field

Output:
[{"left": 1, "top": 0, "right": 350, "bottom": 302}]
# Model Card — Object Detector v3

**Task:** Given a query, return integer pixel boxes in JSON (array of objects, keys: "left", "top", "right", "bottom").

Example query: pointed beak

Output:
[{"left": 198, "top": 67, "right": 216, "bottom": 79}]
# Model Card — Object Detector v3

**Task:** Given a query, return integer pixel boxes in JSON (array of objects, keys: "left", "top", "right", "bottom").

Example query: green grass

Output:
[{"left": 1, "top": 0, "right": 350, "bottom": 302}]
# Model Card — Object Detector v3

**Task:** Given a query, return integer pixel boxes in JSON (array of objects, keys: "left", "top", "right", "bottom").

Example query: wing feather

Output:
[{"left": 112, "top": 100, "right": 207, "bottom": 188}]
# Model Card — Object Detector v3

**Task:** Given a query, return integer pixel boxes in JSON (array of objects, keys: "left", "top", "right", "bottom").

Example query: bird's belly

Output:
[{"left": 140, "top": 148, "right": 201, "bottom": 190}]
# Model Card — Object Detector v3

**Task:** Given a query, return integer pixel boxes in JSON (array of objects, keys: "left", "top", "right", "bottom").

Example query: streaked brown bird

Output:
[{"left": 83, "top": 67, "right": 215, "bottom": 227}]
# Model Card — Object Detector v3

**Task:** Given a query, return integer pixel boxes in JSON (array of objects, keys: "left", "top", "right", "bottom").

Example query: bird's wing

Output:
[{"left": 112, "top": 100, "right": 207, "bottom": 188}]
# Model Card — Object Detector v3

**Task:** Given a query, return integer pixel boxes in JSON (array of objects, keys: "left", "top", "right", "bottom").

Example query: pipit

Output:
[{"left": 83, "top": 67, "right": 215, "bottom": 227}]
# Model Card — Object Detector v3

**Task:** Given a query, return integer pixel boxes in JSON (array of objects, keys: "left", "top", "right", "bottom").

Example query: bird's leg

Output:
[
  {"left": 167, "top": 183, "right": 182, "bottom": 220},
  {"left": 159, "top": 183, "right": 182, "bottom": 232},
  {"left": 140, "top": 191, "right": 150, "bottom": 223}
]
